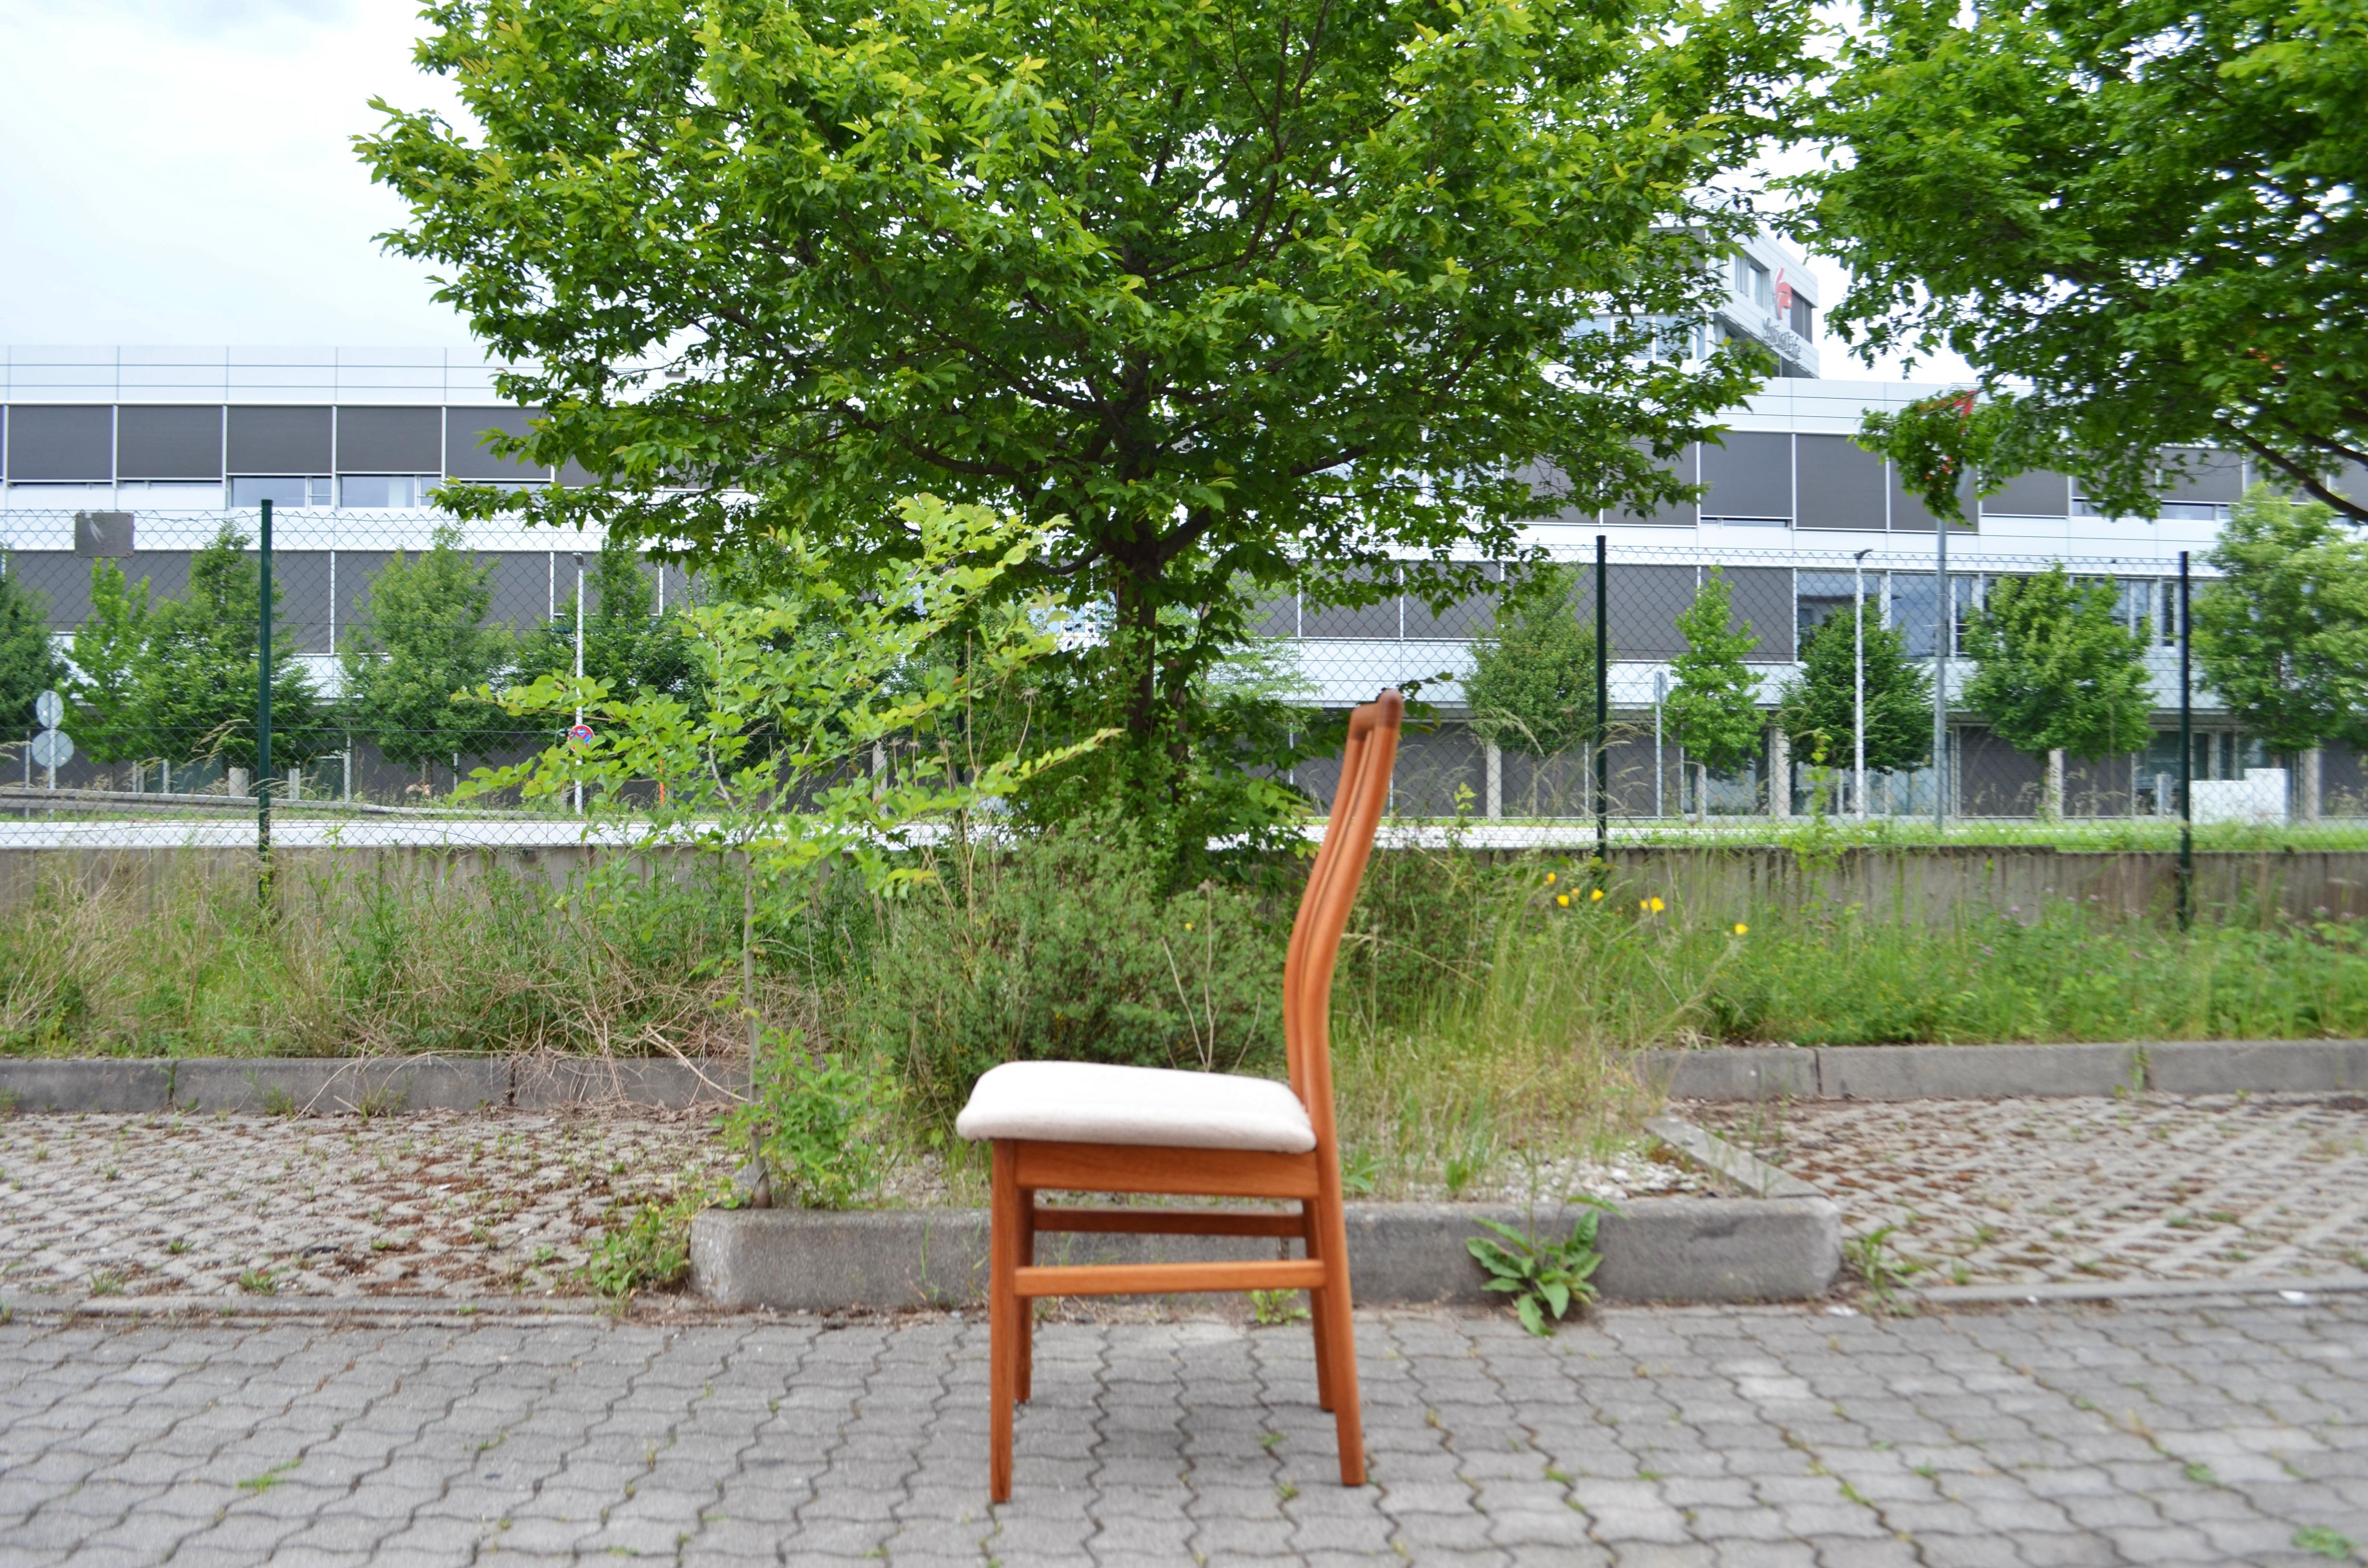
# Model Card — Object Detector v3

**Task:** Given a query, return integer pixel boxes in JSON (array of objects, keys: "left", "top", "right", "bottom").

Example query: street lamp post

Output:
[
  {"left": 1852, "top": 548, "right": 1871, "bottom": 821},
  {"left": 1652, "top": 670, "right": 1667, "bottom": 819}
]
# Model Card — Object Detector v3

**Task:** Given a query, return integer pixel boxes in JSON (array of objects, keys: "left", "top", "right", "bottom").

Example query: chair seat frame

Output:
[{"left": 985, "top": 691, "right": 1403, "bottom": 1500}]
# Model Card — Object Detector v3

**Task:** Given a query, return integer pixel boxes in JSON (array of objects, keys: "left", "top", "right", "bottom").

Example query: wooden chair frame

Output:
[{"left": 987, "top": 690, "right": 1403, "bottom": 1500}]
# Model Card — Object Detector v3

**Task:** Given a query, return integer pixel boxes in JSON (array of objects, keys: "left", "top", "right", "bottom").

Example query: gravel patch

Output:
[{"left": 1692, "top": 1090, "right": 2368, "bottom": 1287}]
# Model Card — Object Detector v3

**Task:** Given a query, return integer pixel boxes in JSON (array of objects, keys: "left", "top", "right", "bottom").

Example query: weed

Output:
[
  {"left": 237, "top": 1461, "right": 298, "bottom": 1493},
  {"left": 1338, "top": 1145, "right": 1383, "bottom": 1198},
  {"left": 721, "top": 1031, "right": 886, "bottom": 1210},
  {"left": 166, "top": 1238, "right": 190, "bottom": 1256},
  {"left": 236, "top": 1268, "right": 278, "bottom": 1296},
  {"left": 87, "top": 1269, "right": 126, "bottom": 1297},
  {"left": 1844, "top": 1225, "right": 1926, "bottom": 1308},
  {"left": 1468, "top": 1196, "right": 1619, "bottom": 1336},
  {"left": 1248, "top": 1290, "right": 1309, "bottom": 1326},
  {"left": 2184, "top": 1462, "right": 2218, "bottom": 1485},
  {"left": 2294, "top": 1526, "right": 2358, "bottom": 1560},
  {"left": 261, "top": 1086, "right": 298, "bottom": 1118},
  {"left": 582, "top": 1183, "right": 720, "bottom": 1300}
]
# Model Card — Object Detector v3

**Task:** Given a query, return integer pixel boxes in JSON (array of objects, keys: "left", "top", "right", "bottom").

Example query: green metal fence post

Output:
[
  {"left": 257, "top": 497, "right": 273, "bottom": 904},
  {"left": 1595, "top": 532, "right": 1609, "bottom": 873},
  {"left": 2178, "top": 549, "right": 2192, "bottom": 930}
]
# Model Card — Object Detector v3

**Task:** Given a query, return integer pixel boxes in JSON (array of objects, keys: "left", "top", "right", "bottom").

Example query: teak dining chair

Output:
[{"left": 956, "top": 689, "right": 1405, "bottom": 1501}]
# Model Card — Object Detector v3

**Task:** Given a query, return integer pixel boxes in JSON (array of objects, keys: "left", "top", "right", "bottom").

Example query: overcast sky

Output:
[{"left": 0, "top": 0, "right": 1966, "bottom": 382}]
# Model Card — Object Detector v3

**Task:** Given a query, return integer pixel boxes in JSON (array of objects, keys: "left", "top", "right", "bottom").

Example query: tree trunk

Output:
[
  {"left": 2301, "top": 747, "right": 2323, "bottom": 823},
  {"left": 1766, "top": 728, "right": 1790, "bottom": 820},
  {"left": 2043, "top": 748, "right": 2065, "bottom": 822},
  {"left": 1484, "top": 741, "right": 1503, "bottom": 820}
]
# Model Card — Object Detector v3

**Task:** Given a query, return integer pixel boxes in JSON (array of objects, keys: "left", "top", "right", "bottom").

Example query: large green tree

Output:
[
  {"left": 141, "top": 526, "right": 329, "bottom": 771},
  {"left": 513, "top": 540, "right": 696, "bottom": 711},
  {"left": 1464, "top": 567, "right": 1600, "bottom": 763},
  {"left": 1664, "top": 568, "right": 1765, "bottom": 790},
  {"left": 342, "top": 524, "right": 520, "bottom": 787},
  {"left": 1777, "top": 603, "right": 1931, "bottom": 778},
  {"left": 0, "top": 565, "right": 64, "bottom": 737},
  {"left": 1799, "top": 0, "right": 2368, "bottom": 520},
  {"left": 2193, "top": 488, "right": 2368, "bottom": 754},
  {"left": 67, "top": 560, "right": 154, "bottom": 764},
  {"left": 359, "top": 0, "right": 1807, "bottom": 823},
  {"left": 1961, "top": 566, "right": 2155, "bottom": 816}
]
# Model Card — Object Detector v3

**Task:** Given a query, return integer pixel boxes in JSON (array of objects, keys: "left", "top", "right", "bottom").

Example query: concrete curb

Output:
[
  {"left": 690, "top": 1195, "right": 1843, "bottom": 1311},
  {"left": 1914, "top": 1275, "right": 2368, "bottom": 1307},
  {"left": 1640, "top": 1039, "right": 2368, "bottom": 1101},
  {"left": 0, "top": 1055, "right": 739, "bottom": 1115}
]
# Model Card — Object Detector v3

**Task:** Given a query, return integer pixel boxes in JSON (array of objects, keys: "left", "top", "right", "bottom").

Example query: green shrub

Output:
[
  {"left": 583, "top": 1183, "right": 719, "bottom": 1299},
  {"left": 844, "top": 816, "right": 1291, "bottom": 1125},
  {"left": 723, "top": 1029, "right": 888, "bottom": 1209}
]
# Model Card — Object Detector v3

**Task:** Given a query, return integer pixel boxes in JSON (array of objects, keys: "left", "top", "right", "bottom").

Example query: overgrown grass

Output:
[{"left": 0, "top": 854, "right": 805, "bottom": 1059}]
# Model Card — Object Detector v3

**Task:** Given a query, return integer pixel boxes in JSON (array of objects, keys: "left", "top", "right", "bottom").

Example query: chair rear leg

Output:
[
  {"left": 1017, "top": 1189, "right": 1037, "bottom": 1404},
  {"left": 989, "top": 1142, "right": 1021, "bottom": 1502},
  {"left": 1302, "top": 1203, "right": 1335, "bottom": 1412},
  {"left": 1314, "top": 1193, "right": 1365, "bottom": 1486}
]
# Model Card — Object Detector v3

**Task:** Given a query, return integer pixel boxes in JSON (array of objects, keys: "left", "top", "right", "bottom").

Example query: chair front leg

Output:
[{"left": 989, "top": 1140, "right": 1021, "bottom": 1502}]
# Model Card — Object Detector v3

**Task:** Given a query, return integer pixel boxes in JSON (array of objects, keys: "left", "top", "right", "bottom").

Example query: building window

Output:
[
  {"left": 1788, "top": 295, "right": 1814, "bottom": 337},
  {"left": 340, "top": 475, "right": 438, "bottom": 508},
  {"left": 230, "top": 476, "right": 331, "bottom": 509}
]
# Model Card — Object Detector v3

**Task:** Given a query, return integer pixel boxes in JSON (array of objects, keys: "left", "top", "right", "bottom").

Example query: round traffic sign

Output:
[
  {"left": 29, "top": 729, "right": 74, "bottom": 769},
  {"left": 567, "top": 723, "right": 595, "bottom": 744},
  {"left": 34, "top": 689, "right": 62, "bottom": 730}
]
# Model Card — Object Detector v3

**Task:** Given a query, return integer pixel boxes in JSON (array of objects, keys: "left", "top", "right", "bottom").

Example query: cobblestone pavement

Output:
[
  {"left": 1691, "top": 1093, "right": 2368, "bottom": 1289},
  {"left": 0, "top": 1112, "right": 730, "bottom": 1299},
  {"left": 5, "top": 1298, "right": 2368, "bottom": 1567}
]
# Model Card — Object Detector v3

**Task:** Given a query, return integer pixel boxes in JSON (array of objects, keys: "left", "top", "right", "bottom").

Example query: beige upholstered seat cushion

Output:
[{"left": 955, "top": 1061, "right": 1317, "bottom": 1154}]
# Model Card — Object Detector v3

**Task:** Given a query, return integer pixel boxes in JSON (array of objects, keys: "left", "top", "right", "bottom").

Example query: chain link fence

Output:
[{"left": 0, "top": 509, "right": 2342, "bottom": 850}]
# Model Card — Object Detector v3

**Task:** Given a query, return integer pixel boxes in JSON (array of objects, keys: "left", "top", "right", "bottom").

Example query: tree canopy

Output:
[
  {"left": 1664, "top": 568, "right": 1764, "bottom": 778},
  {"left": 1464, "top": 567, "right": 1599, "bottom": 762},
  {"left": 1777, "top": 602, "right": 1931, "bottom": 776},
  {"left": 1799, "top": 0, "right": 2368, "bottom": 521},
  {"left": 0, "top": 565, "right": 64, "bottom": 737},
  {"left": 340, "top": 524, "right": 520, "bottom": 782},
  {"left": 2194, "top": 488, "right": 2368, "bottom": 754},
  {"left": 360, "top": 0, "right": 1808, "bottom": 817},
  {"left": 1961, "top": 566, "right": 2155, "bottom": 764}
]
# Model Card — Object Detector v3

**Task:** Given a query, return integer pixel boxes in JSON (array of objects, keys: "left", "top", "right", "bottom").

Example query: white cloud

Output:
[{"left": 0, "top": 0, "right": 470, "bottom": 343}]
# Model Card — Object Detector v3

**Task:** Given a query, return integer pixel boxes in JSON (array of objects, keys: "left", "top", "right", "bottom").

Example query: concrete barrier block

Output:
[
  {"left": 1817, "top": 1043, "right": 2140, "bottom": 1100},
  {"left": 0, "top": 1059, "right": 171, "bottom": 1113},
  {"left": 173, "top": 1058, "right": 509, "bottom": 1114},
  {"left": 1640, "top": 1049, "right": 1818, "bottom": 1102},
  {"left": 514, "top": 1059, "right": 740, "bottom": 1111},
  {"left": 688, "top": 1196, "right": 1842, "bottom": 1311},
  {"left": 2147, "top": 1040, "right": 2368, "bottom": 1094}
]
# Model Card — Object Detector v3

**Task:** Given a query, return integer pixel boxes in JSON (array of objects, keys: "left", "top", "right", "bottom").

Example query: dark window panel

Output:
[
  {"left": 1302, "top": 567, "right": 1400, "bottom": 638},
  {"left": 1606, "top": 564, "right": 1698, "bottom": 660},
  {"left": 2158, "top": 447, "right": 2245, "bottom": 504},
  {"left": 117, "top": 406, "right": 223, "bottom": 480},
  {"left": 6, "top": 552, "right": 94, "bottom": 632},
  {"left": 1721, "top": 566, "right": 1794, "bottom": 662},
  {"left": 488, "top": 551, "right": 557, "bottom": 631},
  {"left": 1609, "top": 442, "right": 1698, "bottom": 527},
  {"left": 1794, "top": 434, "right": 1886, "bottom": 530},
  {"left": 1887, "top": 458, "right": 1956, "bottom": 532},
  {"left": 1797, "top": 570, "right": 1860, "bottom": 646},
  {"left": 1390, "top": 725, "right": 1485, "bottom": 817},
  {"left": 330, "top": 550, "right": 395, "bottom": 644},
  {"left": 1983, "top": 469, "right": 2071, "bottom": 517},
  {"left": 1404, "top": 562, "right": 1500, "bottom": 639},
  {"left": 1515, "top": 460, "right": 1597, "bottom": 523},
  {"left": 1700, "top": 431, "right": 1791, "bottom": 522},
  {"left": 557, "top": 456, "right": 597, "bottom": 488},
  {"left": 336, "top": 406, "right": 442, "bottom": 474},
  {"left": 6, "top": 405, "right": 113, "bottom": 482},
  {"left": 2337, "top": 460, "right": 2368, "bottom": 504},
  {"left": 273, "top": 552, "right": 337, "bottom": 652},
  {"left": 226, "top": 406, "right": 332, "bottom": 474},
  {"left": 446, "top": 406, "right": 550, "bottom": 480}
]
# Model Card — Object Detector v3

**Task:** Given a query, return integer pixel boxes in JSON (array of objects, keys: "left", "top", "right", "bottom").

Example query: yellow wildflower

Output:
[
  {"left": 1589, "top": 888, "right": 1604, "bottom": 902},
  {"left": 1733, "top": 922, "right": 1749, "bottom": 936},
  {"left": 1545, "top": 871, "right": 1557, "bottom": 885},
  {"left": 1555, "top": 893, "right": 1570, "bottom": 907}
]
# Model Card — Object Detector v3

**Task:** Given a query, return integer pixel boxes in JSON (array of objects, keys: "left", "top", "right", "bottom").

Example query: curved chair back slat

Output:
[{"left": 1282, "top": 692, "right": 1404, "bottom": 1146}]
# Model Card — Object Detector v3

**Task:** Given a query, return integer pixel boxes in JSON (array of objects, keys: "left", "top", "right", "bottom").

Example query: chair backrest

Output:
[{"left": 1282, "top": 691, "right": 1404, "bottom": 1152}]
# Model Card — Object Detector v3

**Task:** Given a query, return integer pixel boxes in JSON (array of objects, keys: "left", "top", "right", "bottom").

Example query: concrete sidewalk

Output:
[{"left": 4, "top": 1298, "right": 2365, "bottom": 1566}]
